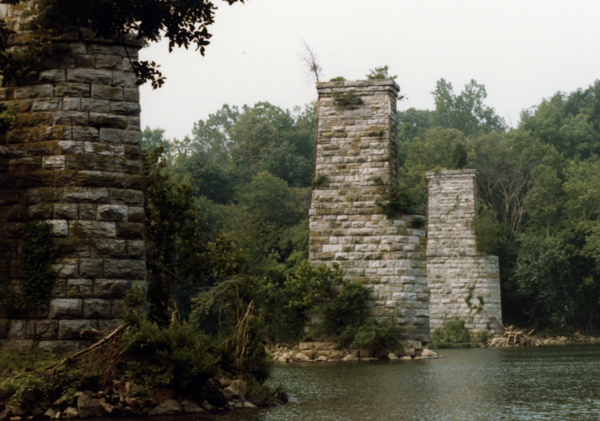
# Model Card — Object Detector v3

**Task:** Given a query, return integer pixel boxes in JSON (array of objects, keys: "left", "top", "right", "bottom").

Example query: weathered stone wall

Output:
[
  {"left": 426, "top": 170, "right": 502, "bottom": 334},
  {"left": 309, "top": 80, "right": 429, "bottom": 341},
  {"left": 0, "top": 4, "right": 145, "bottom": 351}
]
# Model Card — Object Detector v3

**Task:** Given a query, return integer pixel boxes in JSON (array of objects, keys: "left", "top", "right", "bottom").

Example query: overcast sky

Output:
[{"left": 139, "top": 0, "right": 600, "bottom": 140}]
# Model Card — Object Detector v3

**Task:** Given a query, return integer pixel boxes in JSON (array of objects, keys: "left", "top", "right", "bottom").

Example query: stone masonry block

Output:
[
  {"left": 69, "top": 221, "right": 116, "bottom": 238},
  {"left": 63, "top": 97, "right": 81, "bottom": 111},
  {"left": 81, "top": 98, "right": 111, "bottom": 113},
  {"left": 91, "top": 84, "right": 123, "bottom": 100},
  {"left": 55, "top": 237, "right": 90, "bottom": 257},
  {"left": 58, "top": 319, "right": 97, "bottom": 340},
  {"left": 94, "top": 279, "right": 130, "bottom": 298},
  {"left": 67, "top": 279, "right": 93, "bottom": 298},
  {"left": 116, "top": 222, "right": 143, "bottom": 239},
  {"left": 127, "top": 240, "right": 145, "bottom": 259},
  {"left": 79, "top": 203, "right": 97, "bottom": 220},
  {"left": 112, "top": 71, "right": 136, "bottom": 86},
  {"left": 54, "top": 203, "right": 78, "bottom": 219},
  {"left": 104, "top": 259, "right": 146, "bottom": 280},
  {"left": 128, "top": 206, "right": 144, "bottom": 223},
  {"left": 90, "top": 238, "right": 127, "bottom": 258},
  {"left": 99, "top": 128, "right": 141, "bottom": 144},
  {"left": 83, "top": 299, "right": 111, "bottom": 319},
  {"left": 15, "top": 85, "right": 54, "bottom": 99},
  {"left": 79, "top": 258, "right": 104, "bottom": 278},
  {"left": 110, "top": 101, "right": 140, "bottom": 116},
  {"left": 49, "top": 299, "right": 83, "bottom": 319},
  {"left": 97, "top": 204, "right": 128, "bottom": 222},
  {"left": 63, "top": 187, "right": 110, "bottom": 203},
  {"left": 77, "top": 170, "right": 125, "bottom": 188},
  {"left": 8, "top": 320, "right": 26, "bottom": 340},
  {"left": 109, "top": 189, "right": 143, "bottom": 205},
  {"left": 66, "top": 69, "right": 112, "bottom": 85},
  {"left": 54, "top": 83, "right": 91, "bottom": 98},
  {"left": 89, "top": 112, "right": 127, "bottom": 129},
  {"left": 26, "top": 320, "right": 59, "bottom": 340}
]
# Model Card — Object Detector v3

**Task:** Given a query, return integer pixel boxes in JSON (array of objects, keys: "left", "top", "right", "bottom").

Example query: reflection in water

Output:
[{"left": 204, "top": 345, "right": 600, "bottom": 421}]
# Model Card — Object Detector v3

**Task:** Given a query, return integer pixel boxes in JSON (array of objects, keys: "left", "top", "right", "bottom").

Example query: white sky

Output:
[{"left": 139, "top": 0, "right": 600, "bottom": 140}]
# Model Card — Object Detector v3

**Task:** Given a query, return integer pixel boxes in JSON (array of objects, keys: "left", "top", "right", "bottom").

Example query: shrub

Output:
[
  {"left": 332, "top": 91, "right": 363, "bottom": 109},
  {"left": 322, "top": 281, "right": 370, "bottom": 336},
  {"left": 350, "top": 316, "right": 403, "bottom": 354},
  {"left": 121, "top": 321, "right": 218, "bottom": 397},
  {"left": 430, "top": 318, "right": 471, "bottom": 343},
  {"left": 474, "top": 329, "right": 494, "bottom": 343},
  {"left": 375, "top": 187, "right": 416, "bottom": 218},
  {"left": 246, "top": 379, "right": 288, "bottom": 407}
]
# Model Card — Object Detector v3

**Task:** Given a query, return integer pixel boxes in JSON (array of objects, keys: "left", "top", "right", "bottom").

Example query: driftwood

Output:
[
  {"left": 49, "top": 323, "right": 130, "bottom": 371},
  {"left": 0, "top": 324, "right": 130, "bottom": 389},
  {"left": 489, "top": 325, "right": 537, "bottom": 347}
]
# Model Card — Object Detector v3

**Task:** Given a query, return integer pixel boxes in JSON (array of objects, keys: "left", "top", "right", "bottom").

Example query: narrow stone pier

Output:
[
  {"left": 0, "top": 4, "right": 146, "bottom": 351},
  {"left": 426, "top": 170, "right": 503, "bottom": 334},
  {"left": 309, "top": 80, "right": 429, "bottom": 341}
]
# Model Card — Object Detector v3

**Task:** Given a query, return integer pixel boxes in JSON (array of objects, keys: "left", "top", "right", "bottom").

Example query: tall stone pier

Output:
[
  {"left": 426, "top": 170, "right": 503, "bottom": 334},
  {"left": 0, "top": 4, "right": 146, "bottom": 350},
  {"left": 309, "top": 80, "right": 429, "bottom": 341}
]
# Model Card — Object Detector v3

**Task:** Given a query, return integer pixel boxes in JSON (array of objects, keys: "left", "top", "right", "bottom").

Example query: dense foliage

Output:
[{"left": 1, "top": 220, "right": 57, "bottom": 315}]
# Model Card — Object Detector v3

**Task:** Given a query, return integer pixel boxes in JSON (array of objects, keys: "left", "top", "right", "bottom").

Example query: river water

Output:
[{"left": 211, "top": 344, "right": 600, "bottom": 421}]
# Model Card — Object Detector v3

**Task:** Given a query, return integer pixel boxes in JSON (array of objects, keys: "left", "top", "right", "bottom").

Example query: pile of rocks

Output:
[
  {"left": 0, "top": 377, "right": 259, "bottom": 419},
  {"left": 267, "top": 341, "right": 438, "bottom": 363},
  {"left": 538, "top": 334, "right": 600, "bottom": 346}
]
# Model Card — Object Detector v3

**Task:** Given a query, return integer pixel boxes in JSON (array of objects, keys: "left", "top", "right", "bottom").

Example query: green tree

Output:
[
  {"left": 143, "top": 146, "right": 241, "bottom": 325},
  {"left": 431, "top": 79, "right": 506, "bottom": 136},
  {"left": 141, "top": 127, "right": 171, "bottom": 154},
  {"left": 366, "top": 65, "right": 397, "bottom": 80},
  {"left": 519, "top": 81, "right": 600, "bottom": 159}
]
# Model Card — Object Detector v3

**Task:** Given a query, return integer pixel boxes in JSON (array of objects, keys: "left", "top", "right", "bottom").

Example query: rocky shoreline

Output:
[
  {"left": 0, "top": 377, "right": 272, "bottom": 420},
  {"left": 514, "top": 333, "right": 600, "bottom": 347},
  {"left": 267, "top": 340, "right": 439, "bottom": 363}
]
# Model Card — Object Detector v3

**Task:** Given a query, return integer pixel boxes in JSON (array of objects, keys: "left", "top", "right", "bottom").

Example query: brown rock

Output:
[
  {"left": 183, "top": 402, "right": 204, "bottom": 414},
  {"left": 229, "top": 379, "right": 247, "bottom": 397},
  {"left": 151, "top": 389, "right": 174, "bottom": 405},
  {"left": 77, "top": 393, "right": 105, "bottom": 418},
  {"left": 148, "top": 399, "right": 182, "bottom": 416}
]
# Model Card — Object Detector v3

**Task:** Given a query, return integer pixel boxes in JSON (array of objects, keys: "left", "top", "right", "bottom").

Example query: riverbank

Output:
[
  {"left": 0, "top": 321, "right": 287, "bottom": 420},
  {"left": 266, "top": 340, "right": 439, "bottom": 363}
]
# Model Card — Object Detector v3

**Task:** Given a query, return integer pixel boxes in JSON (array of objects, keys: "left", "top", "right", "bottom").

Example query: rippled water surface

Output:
[{"left": 212, "top": 344, "right": 600, "bottom": 421}]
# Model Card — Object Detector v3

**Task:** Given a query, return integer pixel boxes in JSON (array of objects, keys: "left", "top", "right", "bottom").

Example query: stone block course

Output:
[{"left": 0, "top": 5, "right": 145, "bottom": 349}]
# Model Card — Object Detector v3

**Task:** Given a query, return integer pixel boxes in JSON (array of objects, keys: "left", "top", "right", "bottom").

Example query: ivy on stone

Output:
[{"left": 2, "top": 220, "right": 57, "bottom": 314}]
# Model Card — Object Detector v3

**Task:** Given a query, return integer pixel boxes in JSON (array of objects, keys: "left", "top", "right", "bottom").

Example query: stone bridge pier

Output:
[
  {"left": 426, "top": 170, "right": 503, "bottom": 334},
  {"left": 309, "top": 80, "right": 429, "bottom": 341},
  {"left": 0, "top": 4, "right": 146, "bottom": 351}
]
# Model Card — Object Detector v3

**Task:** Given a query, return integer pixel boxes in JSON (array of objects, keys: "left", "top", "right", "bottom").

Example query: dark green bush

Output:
[
  {"left": 121, "top": 321, "right": 218, "bottom": 396},
  {"left": 322, "top": 281, "right": 370, "bottom": 336},
  {"left": 375, "top": 187, "right": 416, "bottom": 218},
  {"left": 430, "top": 318, "right": 472, "bottom": 343},
  {"left": 246, "top": 379, "right": 288, "bottom": 407},
  {"left": 474, "top": 216, "right": 498, "bottom": 254},
  {"left": 2, "top": 220, "right": 58, "bottom": 315},
  {"left": 332, "top": 91, "right": 363, "bottom": 109},
  {"left": 350, "top": 316, "right": 403, "bottom": 354}
]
